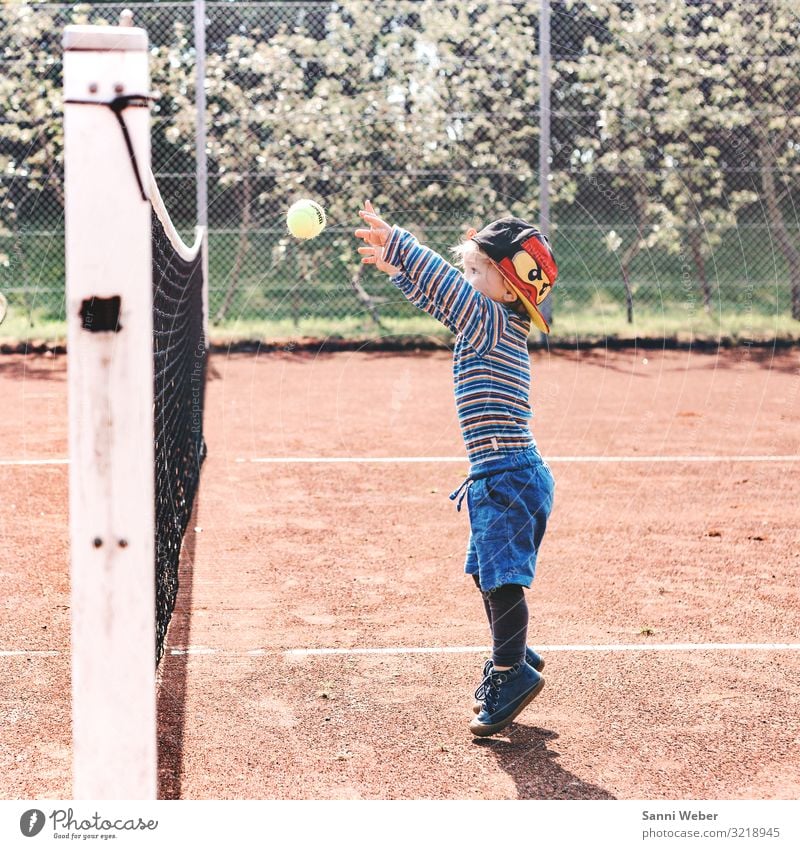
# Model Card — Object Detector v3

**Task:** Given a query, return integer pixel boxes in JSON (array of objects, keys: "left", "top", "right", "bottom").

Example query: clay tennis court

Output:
[{"left": 2, "top": 345, "right": 799, "bottom": 799}]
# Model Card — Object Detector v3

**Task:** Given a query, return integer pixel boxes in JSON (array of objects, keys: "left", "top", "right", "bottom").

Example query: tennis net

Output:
[{"left": 150, "top": 175, "right": 207, "bottom": 664}]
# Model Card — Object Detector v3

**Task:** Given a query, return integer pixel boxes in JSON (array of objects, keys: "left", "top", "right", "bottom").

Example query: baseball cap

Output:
[{"left": 470, "top": 216, "right": 558, "bottom": 333}]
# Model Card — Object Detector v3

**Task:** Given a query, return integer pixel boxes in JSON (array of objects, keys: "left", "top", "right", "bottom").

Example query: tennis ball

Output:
[{"left": 287, "top": 199, "right": 326, "bottom": 240}]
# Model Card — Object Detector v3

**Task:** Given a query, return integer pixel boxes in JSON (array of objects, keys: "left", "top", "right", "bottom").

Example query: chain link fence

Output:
[{"left": 2, "top": 0, "right": 799, "bottom": 345}]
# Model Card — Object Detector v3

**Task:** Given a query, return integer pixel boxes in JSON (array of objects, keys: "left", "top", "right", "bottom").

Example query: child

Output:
[{"left": 354, "top": 201, "right": 556, "bottom": 737}]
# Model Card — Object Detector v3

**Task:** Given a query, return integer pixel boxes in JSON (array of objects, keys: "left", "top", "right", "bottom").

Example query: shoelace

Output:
[{"left": 474, "top": 670, "right": 508, "bottom": 712}]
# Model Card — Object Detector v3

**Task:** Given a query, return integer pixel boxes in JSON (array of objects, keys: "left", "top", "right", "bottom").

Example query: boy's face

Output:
[{"left": 462, "top": 246, "right": 515, "bottom": 303}]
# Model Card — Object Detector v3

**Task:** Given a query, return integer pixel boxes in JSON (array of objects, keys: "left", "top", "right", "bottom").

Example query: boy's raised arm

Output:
[
  {"left": 382, "top": 226, "right": 506, "bottom": 356},
  {"left": 388, "top": 269, "right": 461, "bottom": 335},
  {"left": 354, "top": 202, "right": 506, "bottom": 354}
]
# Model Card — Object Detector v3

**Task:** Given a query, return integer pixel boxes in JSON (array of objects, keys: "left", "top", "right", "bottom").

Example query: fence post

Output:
[
  {"left": 194, "top": 0, "right": 208, "bottom": 334},
  {"left": 538, "top": 0, "right": 552, "bottom": 342}
]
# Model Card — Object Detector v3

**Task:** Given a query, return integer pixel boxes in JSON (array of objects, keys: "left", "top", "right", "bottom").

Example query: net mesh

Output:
[{"left": 152, "top": 209, "right": 206, "bottom": 664}]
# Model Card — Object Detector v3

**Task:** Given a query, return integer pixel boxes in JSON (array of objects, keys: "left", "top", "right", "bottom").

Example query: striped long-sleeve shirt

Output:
[{"left": 384, "top": 226, "right": 535, "bottom": 464}]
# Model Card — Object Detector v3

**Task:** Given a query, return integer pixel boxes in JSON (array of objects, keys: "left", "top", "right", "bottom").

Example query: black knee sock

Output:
[
  {"left": 472, "top": 574, "right": 493, "bottom": 632},
  {"left": 486, "top": 584, "right": 528, "bottom": 667}
]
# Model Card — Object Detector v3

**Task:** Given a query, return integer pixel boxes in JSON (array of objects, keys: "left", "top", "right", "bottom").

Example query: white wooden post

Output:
[{"left": 64, "top": 23, "right": 156, "bottom": 800}]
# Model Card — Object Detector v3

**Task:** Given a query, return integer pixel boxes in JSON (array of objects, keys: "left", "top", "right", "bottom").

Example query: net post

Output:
[{"left": 63, "top": 23, "right": 157, "bottom": 800}]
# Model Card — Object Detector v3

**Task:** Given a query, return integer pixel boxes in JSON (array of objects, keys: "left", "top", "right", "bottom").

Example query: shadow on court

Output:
[
  {"left": 156, "top": 499, "right": 198, "bottom": 800},
  {"left": 473, "top": 727, "right": 616, "bottom": 800},
  {"left": 0, "top": 354, "right": 66, "bottom": 381}
]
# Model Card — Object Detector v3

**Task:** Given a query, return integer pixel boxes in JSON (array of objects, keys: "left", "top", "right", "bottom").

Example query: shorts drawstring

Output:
[
  {"left": 449, "top": 476, "right": 474, "bottom": 512},
  {"left": 449, "top": 447, "right": 543, "bottom": 513}
]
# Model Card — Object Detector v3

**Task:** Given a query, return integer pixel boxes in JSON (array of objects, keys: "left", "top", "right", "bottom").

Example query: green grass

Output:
[
  {"left": 2, "top": 224, "right": 798, "bottom": 346},
  {"left": 554, "top": 302, "right": 800, "bottom": 344},
  {"left": 0, "top": 310, "right": 67, "bottom": 344},
  {"left": 208, "top": 314, "right": 453, "bottom": 345},
  {"left": 213, "top": 308, "right": 800, "bottom": 346},
  {"left": 5, "top": 303, "right": 796, "bottom": 348}
]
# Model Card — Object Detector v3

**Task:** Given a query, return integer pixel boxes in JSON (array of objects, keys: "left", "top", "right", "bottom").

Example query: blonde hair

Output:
[
  {"left": 451, "top": 238, "right": 528, "bottom": 317},
  {"left": 450, "top": 239, "right": 488, "bottom": 268}
]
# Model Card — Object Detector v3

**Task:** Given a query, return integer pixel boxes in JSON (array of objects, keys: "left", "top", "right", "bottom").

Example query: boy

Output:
[{"left": 354, "top": 201, "right": 556, "bottom": 737}]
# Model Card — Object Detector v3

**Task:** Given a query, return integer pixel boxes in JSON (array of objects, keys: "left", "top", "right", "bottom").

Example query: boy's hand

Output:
[{"left": 354, "top": 200, "right": 401, "bottom": 276}]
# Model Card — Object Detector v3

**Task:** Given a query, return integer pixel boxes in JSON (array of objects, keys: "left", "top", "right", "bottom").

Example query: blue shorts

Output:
[{"left": 456, "top": 446, "right": 555, "bottom": 591}]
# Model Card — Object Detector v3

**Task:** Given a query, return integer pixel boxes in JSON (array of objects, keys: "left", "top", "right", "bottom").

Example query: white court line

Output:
[
  {"left": 3, "top": 455, "right": 800, "bottom": 467},
  {"left": 4, "top": 643, "right": 800, "bottom": 659},
  {"left": 0, "top": 650, "right": 61, "bottom": 657},
  {"left": 284, "top": 643, "right": 800, "bottom": 657},
  {"left": 240, "top": 455, "right": 800, "bottom": 464},
  {"left": 0, "top": 458, "right": 68, "bottom": 466},
  {"left": 169, "top": 647, "right": 217, "bottom": 656}
]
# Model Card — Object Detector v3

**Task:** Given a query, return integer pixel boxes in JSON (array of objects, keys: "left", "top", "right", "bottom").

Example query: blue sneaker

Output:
[
  {"left": 526, "top": 647, "right": 545, "bottom": 673},
  {"left": 469, "top": 662, "right": 545, "bottom": 737},
  {"left": 472, "top": 648, "right": 544, "bottom": 714}
]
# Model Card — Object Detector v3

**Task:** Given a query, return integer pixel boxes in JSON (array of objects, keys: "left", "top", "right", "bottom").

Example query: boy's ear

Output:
[{"left": 465, "top": 227, "right": 478, "bottom": 239}]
